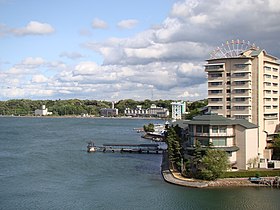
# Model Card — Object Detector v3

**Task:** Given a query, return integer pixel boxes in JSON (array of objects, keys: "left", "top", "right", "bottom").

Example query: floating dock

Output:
[{"left": 87, "top": 142, "right": 167, "bottom": 154}]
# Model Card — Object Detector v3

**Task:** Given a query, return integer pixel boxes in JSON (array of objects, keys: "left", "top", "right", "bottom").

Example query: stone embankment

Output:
[{"left": 161, "top": 151, "right": 267, "bottom": 188}]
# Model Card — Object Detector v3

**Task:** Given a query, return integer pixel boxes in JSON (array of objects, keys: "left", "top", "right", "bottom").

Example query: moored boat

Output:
[{"left": 87, "top": 142, "right": 96, "bottom": 152}]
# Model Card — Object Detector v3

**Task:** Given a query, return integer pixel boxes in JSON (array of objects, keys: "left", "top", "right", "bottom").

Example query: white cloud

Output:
[
  {"left": 22, "top": 57, "right": 45, "bottom": 66},
  {"left": 117, "top": 19, "right": 138, "bottom": 29},
  {"left": 74, "top": 61, "right": 100, "bottom": 75},
  {"left": 60, "top": 52, "right": 84, "bottom": 60},
  {"left": 2, "top": 0, "right": 280, "bottom": 101},
  {"left": 31, "top": 74, "right": 48, "bottom": 83},
  {"left": 12, "top": 21, "right": 55, "bottom": 36},
  {"left": 92, "top": 18, "right": 108, "bottom": 29}
]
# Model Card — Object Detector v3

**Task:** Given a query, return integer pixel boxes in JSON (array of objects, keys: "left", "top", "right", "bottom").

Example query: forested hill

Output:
[{"left": 0, "top": 99, "right": 207, "bottom": 117}]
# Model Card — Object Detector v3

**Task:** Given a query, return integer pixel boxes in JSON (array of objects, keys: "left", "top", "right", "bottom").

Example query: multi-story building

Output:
[
  {"left": 205, "top": 40, "right": 280, "bottom": 162},
  {"left": 171, "top": 101, "right": 186, "bottom": 120},
  {"left": 174, "top": 115, "right": 259, "bottom": 170}
]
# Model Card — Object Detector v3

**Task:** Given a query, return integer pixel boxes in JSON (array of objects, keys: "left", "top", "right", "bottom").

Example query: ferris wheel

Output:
[{"left": 210, "top": 39, "right": 259, "bottom": 59}]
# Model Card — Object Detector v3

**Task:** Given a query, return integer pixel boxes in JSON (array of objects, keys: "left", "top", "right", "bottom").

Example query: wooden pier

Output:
[{"left": 87, "top": 142, "right": 166, "bottom": 154}]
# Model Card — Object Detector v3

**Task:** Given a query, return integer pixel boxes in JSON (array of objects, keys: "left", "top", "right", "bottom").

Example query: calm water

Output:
[{"left": 1, "top": 117, "right": 280, "bottom": 210}]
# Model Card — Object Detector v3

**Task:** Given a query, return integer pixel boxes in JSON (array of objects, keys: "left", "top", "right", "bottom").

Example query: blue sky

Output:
[{"left": 1, "top": 0, "right": 280, "bottom": 101}]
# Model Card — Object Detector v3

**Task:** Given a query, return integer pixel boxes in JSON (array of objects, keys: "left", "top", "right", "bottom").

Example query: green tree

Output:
[
  {"left": 272, "top": 134, "right": 280, "bottom": 160},
  {"left": 198, "top": 149, "right": 230, "bottom": 180},
  {"left": 143, "top": 123, "right": 155, "bottom": 132},
  {"left": 165, "top": 126, "right": 182, "bottom": 170}
]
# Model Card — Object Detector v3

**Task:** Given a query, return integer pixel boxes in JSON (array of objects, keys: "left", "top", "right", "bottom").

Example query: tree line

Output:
[{"left": 0, "top": 99, "right": 207, "bottom": 117}]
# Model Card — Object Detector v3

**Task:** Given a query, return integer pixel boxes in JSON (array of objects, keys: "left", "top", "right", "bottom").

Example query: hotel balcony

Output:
[
  {"left": 189, "top": 132, "right": 235, "bottom": 138},
  {"left": 205, "top": 63, "right": 225, "bottom": 72}
]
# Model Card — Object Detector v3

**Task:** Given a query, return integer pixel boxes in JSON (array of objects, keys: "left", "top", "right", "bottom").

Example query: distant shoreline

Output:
[{"left": 0, "top": 115, "right": 167, "bottom": 120}]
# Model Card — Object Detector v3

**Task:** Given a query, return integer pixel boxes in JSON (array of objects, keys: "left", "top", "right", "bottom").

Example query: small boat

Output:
[
  {"left": 248, "top": 177, "right": 262, "bottom": 183},
  {"left": 87, "top": 142, "right": 96, "bottom": 152}
]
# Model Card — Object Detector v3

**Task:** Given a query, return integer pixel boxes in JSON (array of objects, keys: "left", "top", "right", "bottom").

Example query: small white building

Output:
[
  {"left": 171, "top": 101, "right": 186, "bottom": 120},
  {"left": 34, "top": 105, "right": 52, "bottom": 116}
]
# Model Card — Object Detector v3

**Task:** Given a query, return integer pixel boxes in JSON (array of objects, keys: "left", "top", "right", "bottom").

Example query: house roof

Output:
[{"left": 172, "top": 114, "right": 258, "bottom": 129}]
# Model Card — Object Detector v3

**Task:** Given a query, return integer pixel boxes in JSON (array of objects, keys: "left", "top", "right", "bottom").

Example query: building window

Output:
[
  {"left": 226, "top": 73, "right": 231, "bottom": 77},
  {"left": 235, "top": 115, "right": 248, "bottom": 119},
  {"left": 235, "top": 89, "right": 246, "bottom": 93},
  {"left": 273, "top": 98, "right": 278, "bottom": 101},
  {"left": 210, "top": 90, "right": 222, "bottom": 94},
  {"left": 226, "top": 97, "right": 231, "bottom": 101},
  {"left": 212, "top": 138, "right": 226, "bottom": 146},
  {"left": 205, "top": 65, "right": 224, "bottom": 70},
  {"left": 264, "top": 66, "right": 271, "bottom": 71},
  {"left": 219, "top": 126, "right": 226, "bottom": 133},
  {"left": 273, "top": 75, "right": 278, "bottom": 79},
  {"left": 212, "top": 126, "right": 218, "bottom": 133},
  {"left": 209, "top": 82, "right": 222, "bottom": 86},
  {"left": 264, "top": 90, "right": 271, "bottom": 94},
  {"left": 273, "top": 83, "right": 278, "bottom": 86},
  {"left": 264, "top": 74, "right": 271, "bottom": 79},
  {"left": 211, "top": 106, "right": 222, "bottom": 110},
  {"left": 203, "top": 126, "right": 209, "bottom": 133},
  {"left": 273, "top": 91, "right": 278, "bottom": 94},
  {"left": 226, "top": 81, "right": 231, "bottom": 85},
  {"left": 235, "top": 81, "right": 247, "bottom": 85},
  {"left": 234, "top": 64, "right": 247, "bottom": 68},
  {"left": 196, "top": 125, "right": 202, "bottom": 133},
  {"left": 210, "top": 98, "right": 222, "bottom": 102},
  {"left": 273, "top": 68, "right": 278, "bottom": 72},
  {"left": 209, "top": 73, "right": 222, "bottom": 78},
  {"left": 235, "top": 106, "right": 247, "bottom": 110},
  {"left": 226, "top": 106, "right": 231, "bottom": 109},
  {"left": 264, "top": 82, "right": 271, "bottom": 86},
  {"left": 198, "top": 138, "right": 209, "bottom": 146},
  {"left": 226, "top": 89, "right": 231, "bottom": 93},
  {"left": 227, "top": 115, "right": 231, "bottom": 118},
  {"left": 234, "top": 73, "right": 246, "bottom": 77},
  {"left": 235, "top": 98, "right": 246, "bottom": 102}
]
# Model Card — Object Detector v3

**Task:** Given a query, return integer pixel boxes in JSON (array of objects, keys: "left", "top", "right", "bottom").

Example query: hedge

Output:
[{"left": 223, "top": 170, "right": 280, "bottom": 178}]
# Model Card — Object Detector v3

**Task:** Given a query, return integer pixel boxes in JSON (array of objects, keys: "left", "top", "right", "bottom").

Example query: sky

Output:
[{"left": 0, "top": 0, "right": 280, "bottom": 101}]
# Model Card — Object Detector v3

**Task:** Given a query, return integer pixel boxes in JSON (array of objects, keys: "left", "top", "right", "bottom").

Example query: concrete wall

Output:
[{"left": 235, "top": 125, "right": 258, "bottom": 170}]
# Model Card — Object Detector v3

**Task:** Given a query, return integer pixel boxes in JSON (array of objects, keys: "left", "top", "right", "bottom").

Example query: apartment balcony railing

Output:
[{"left": 189, "top": 132, "right": 235, "bottom": 137}]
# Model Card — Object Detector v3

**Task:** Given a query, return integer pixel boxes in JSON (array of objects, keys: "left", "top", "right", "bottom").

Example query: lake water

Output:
[{"left": 1, "top": 117, "right": 280, "bottom": 210}]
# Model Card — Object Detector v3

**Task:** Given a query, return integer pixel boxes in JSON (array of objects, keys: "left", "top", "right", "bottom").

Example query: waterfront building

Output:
[
  {"left": 171, "top": 101, "right": 186, "bottom": 120},
  {"left": 100, "top": 102, "right": 118, "bottom": 117},
  {"left": 124, "top": 105, "right": 148, "bottom": 117},
  {"left": 34, "top": 105, "right": 52, "bottom": 116},
  {"left": 124, "top": 104, "right": 169, "bottom": 118},
  {"left": 148, "top": 104, "right": 169, "bottom": 118},
  {"left": 174, "top": 114, "right": 258, "bottom": 170},
  {"left": 205, "top": 40, "right": 280, "bottom": 163}
]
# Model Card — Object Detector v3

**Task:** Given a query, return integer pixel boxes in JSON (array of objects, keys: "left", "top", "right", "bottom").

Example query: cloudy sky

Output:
[{"left": 0, "top": 0, "right": 280, "bottom": 101}]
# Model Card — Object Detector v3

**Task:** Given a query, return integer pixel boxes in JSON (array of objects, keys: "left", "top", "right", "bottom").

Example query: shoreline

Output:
[
  {"left": 0, "top": 115, "right": 167, "bottom": 120},
  {"left": 160, "top": 151, "right": 270, "bottom": 188}
]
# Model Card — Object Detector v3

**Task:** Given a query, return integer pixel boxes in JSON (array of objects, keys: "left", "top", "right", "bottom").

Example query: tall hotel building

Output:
[{"left": 205, "top": 40, "right": 280, "bottom": 160}]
